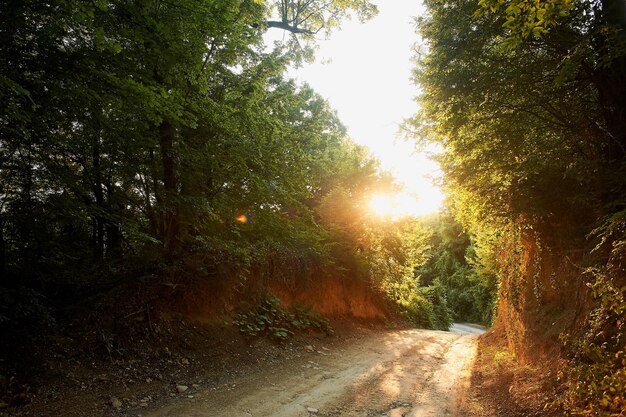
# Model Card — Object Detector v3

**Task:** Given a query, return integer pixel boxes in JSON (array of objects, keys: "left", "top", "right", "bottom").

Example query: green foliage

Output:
[
  {"left": 416, "top": 215, "right": 497, "bottom": 326},
  {"left": 234, "top": 295, "right": 332, "bottom": 341},
  {"left": 557, "top": 275, "right": 626, "bottom": 415},
  {"left": 477, "top": 0, "right": 574, "bottom": 48},
  {"left": 391, "top": 279, "right": 453, "bottom": 331},
  {"left": 398, "top": 290, "right": 434, "bottom": 329},
  {"left": 555, "top": 218, "right": 626, "bottom": 416},
  {"left": 420, "top": 279, "right": 454, "bottom": 330},
  {"left": 384, "top": 257, "right": 453, "bottom": 331},
  {"left": 0, "top": 0, "right": 394, "bottom": 326},
  {"left": 412, "top": 0, "right": 625, "bottom": 230},
  {"left": 412, "top": 0, "right": 626, "bottom": 413}
]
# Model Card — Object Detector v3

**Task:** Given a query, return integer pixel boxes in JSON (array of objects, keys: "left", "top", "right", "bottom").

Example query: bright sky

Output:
[{"left": 266, "top": 2, "right": 444, "bottom": 217}]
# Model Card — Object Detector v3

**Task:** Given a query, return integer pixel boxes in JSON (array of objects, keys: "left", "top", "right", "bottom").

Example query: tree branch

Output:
[{"left": 266, "top": 20, "right": 314, "bottom": 34}]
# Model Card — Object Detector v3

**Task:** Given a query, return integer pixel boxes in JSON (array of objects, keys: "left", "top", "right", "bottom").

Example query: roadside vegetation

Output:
[{"left": 411, "top": 0, "right": 626, "bottom": 414}]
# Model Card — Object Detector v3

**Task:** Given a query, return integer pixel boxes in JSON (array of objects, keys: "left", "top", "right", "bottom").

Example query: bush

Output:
[
  {"left": 234, "top": 295, "right": 332, "bottom": 342},
  {"left": 0, "top": 286, "right": 53, "bottom": 331},
  {"left": 399, "top": 291, "right": 434, "bottom": 328},
  {"left": 556, "top": 266, "right": 626, "bottom": 416},
  {"left": 420, "top": 279, "right": 453, "bottom": 331},
  {"left": 394, "top": 279, "right": 452, "bottom": 331},
  {"left": 415, "top": 215, "right": 497, "bottom": 326}
]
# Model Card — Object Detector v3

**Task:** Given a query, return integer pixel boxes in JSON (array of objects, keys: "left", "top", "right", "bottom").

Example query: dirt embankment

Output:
[
  {"left": 1, "top": 271, "right": 393, "bottom": 416},
  {"left": 493, "top": 226, "right": 590, "bottom": 365}
]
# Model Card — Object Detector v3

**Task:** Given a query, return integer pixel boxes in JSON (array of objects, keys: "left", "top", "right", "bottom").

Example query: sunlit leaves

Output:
[
  {"left": 263, "top": 0, "right": 377, "bottom": 63},
  {"left": 476, "top": 0, "right": 574, "bottom": 48},
  {"left": 413, "top": 0, "right": 607, "bottom": 227}
]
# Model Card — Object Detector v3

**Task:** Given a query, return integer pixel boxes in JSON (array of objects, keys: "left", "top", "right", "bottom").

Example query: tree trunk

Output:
[
  {"left": 147, "top": 148, "right": 162, "bottom": 238},
  {"left": 105, "top": 175, "right": 122, "bottom": 258},
  {"left": 0, "top": 213, "right": 6, "bottom": 282},
  {"left": 18, "top": 142, "right": 34, "bottom": 284},
  {"left": 595, "top": 0, "right": 626, "bottom": 159},
  {"left": 159, "top": 119, "right": 179, "bottom": 255},
  {"left": 92, "top": 142, "right": 105, "bottom": 259}
]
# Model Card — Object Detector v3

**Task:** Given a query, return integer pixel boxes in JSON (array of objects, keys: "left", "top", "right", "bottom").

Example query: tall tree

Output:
[{"left": 411, "top": 0, "right": 626, "bottom": 413}]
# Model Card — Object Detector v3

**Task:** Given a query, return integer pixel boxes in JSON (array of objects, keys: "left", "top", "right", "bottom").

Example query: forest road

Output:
[{"left": 147, "top": 328, "right": 480, "bottom": 417}]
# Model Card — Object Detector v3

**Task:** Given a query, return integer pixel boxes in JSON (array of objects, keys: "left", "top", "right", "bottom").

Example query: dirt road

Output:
[{"left": 147, "top": 328, "right": 479, "bottom": 417}]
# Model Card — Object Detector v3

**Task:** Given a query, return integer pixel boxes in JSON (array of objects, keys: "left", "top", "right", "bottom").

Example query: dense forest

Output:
[
  {"left": 0, "top": 0, "right": 469, "bottom": 364},
  {"left": 412, "top": 0, "right": 626, "bottom": 414},
  {"left": 1, "top": 0, "right": 624, "bottom": 415}
]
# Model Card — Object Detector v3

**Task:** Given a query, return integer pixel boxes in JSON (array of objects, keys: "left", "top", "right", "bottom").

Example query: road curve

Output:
[{"left": 449, "top": 323, "right": 486, "bottom": 335}]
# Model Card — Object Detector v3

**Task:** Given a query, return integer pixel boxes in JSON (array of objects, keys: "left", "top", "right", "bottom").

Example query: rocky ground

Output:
[{"left": 1, "top": 315, "right": 346, "bottom": 417}]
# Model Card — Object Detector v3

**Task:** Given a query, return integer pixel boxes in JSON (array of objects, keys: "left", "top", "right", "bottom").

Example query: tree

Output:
[
  {"left": 415, "top": 214, "right": 495, "bottom": 325},
  {"left": 266, "top": 0, "right": 378, "bottom": 35},
  {"left": 1, "top": 0, "right": 412, "bottom": 347},
  {"left": 412, "top": 0, "right": 624, "bottom": 228},
  {"left": 411, "top": 0, "right": 626, "bottom": 413}
]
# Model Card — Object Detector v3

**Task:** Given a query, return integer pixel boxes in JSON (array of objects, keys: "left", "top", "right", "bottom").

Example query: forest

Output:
[{"left": 1, "top": 0, "right": 624, "bottom": 416}]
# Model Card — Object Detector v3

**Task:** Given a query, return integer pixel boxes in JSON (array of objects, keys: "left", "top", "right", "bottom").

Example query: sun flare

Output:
[
  {"left": 369, "top": 194, "right": 395, "bottom": 217},
  {"left": 368, "top": 189, "right": 443, "bottom": 219}
]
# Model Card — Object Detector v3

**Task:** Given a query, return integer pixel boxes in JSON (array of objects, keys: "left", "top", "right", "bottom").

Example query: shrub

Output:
[
  {"left": 0, "top": 286, "right": 53, "bottom": 331},
  {"left": 420, "top": 279, "right": 453, "bottom": 331},
  {"left": 399, "top": 291, "right": 434, "bottom": 328},
  {"left": 556, "top": 269, "right": 626, "bottom": 416},
  {"left": 234, "top": 295, "right": 332, "bottom": 341}
]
